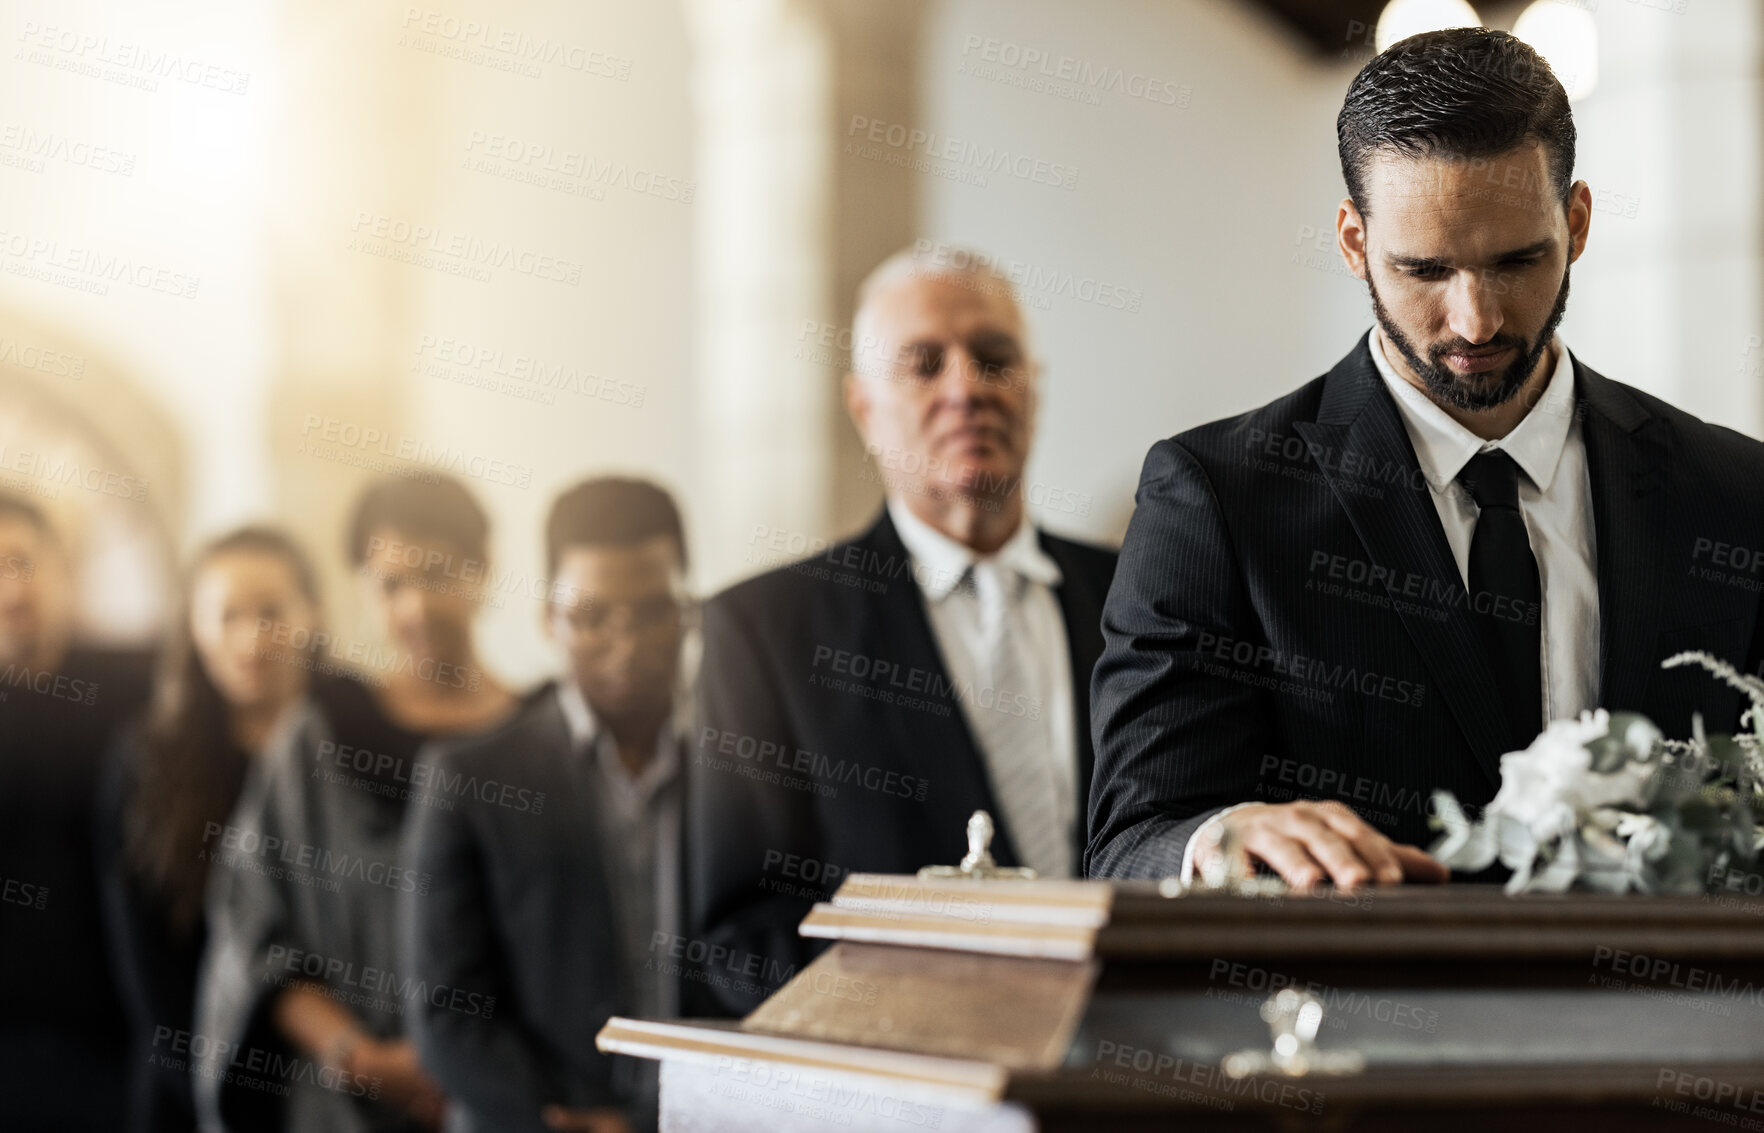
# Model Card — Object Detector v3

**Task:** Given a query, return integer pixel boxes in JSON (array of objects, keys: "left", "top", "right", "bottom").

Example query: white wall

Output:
[
  {"left": 5, "top": 0, "right": 1758, "bottom": 673},
  {"left": 0, "top": 0, "right": 698, "bottom": 684},
  {"left": 0, "top": 0, "right": 274, "bottom": 535},
  {"left": 918, "top": 0, "right": 1368, "bottom": 543},
  {"left": 1559, "top": 0, "right": 1764, "bottom": 436},
  {"left": 390, "top": 0, "right": 698, "bottom": 685}
]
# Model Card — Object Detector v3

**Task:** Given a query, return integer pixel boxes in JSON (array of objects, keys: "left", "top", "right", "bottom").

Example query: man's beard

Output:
[{"left": 1369, "top": 265, "right": 1571, "bottom": 412}]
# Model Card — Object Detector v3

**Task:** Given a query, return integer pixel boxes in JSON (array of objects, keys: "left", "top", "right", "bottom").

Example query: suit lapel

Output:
[
  {"left": 1041, "top": 533, "right": 1105, "bottom": 858},
  {"left": 525, "top": 690, "right": 621, "bottom": 939},
  {"left": 1577, "top": 362, "right": 1670, "bottom": 713},
  {"left": 854, "top": 513, "right": 1020, "bottom": 865},
  {"left": 1293, "top": 336, "right": 1507, "bottom": 787}
]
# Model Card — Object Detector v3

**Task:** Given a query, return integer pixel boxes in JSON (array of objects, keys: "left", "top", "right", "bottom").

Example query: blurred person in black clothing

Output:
[
  {"left": 97, "top": 528, "right": 329, "bottom": 1132},
  {"left": 0, "top": 493, "right": 152, "bottom": 1132},
  {"left": 402, "top": 478, "right": 693, "bottom": 1133}
]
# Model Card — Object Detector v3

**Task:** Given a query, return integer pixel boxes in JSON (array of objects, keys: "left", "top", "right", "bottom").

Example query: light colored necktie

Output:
[{"left": 965, "top": 562, "right": 1070, "bottom": 878}]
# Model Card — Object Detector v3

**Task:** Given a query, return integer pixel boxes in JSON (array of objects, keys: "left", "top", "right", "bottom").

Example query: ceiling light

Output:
[
  {"left": 1374, "top": 0, "right": 1482, "bottom": 53},
  {"left": 1514, "top": 1, "right": 1599, "bottom": 101}
]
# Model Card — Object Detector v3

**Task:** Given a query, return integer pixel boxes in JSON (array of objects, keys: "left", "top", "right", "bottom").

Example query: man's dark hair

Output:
[
  {"left": 546, "top": 477, "right": 687, "bottom": 576},
  {"left": 1338, "top": 28, "right": 1575, "bottom": 215},
  {"left": 345, "top": 475, "right": 490, "bottom": 564}
]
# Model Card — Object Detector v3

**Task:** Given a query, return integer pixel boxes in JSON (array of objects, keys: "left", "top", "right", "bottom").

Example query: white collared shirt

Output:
[
  {"left": 887, "top": 499, "right": 1079, "bottom": 877},
  {"left": 1180, "top": 333, "right": 1601, "bottom": 882},
  {"left": 1370, "top": 327, "right": 1600, "bottom": 725},
  {"left": 556, "top": 680, "right": 683, "bottom": 1017}
]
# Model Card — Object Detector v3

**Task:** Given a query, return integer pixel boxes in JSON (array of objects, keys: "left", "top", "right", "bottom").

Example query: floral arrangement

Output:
[{"left": 1430, "top": 653, "right": 1764, "bottom": 894}]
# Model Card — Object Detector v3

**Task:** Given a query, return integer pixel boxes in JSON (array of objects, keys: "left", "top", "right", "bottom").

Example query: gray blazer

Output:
[
  {"left": 399, "top": 685, "right": 656, "bottom": 1133},
  {"left": 195, "top": 699, "right": 422, "bottom": 1133}
]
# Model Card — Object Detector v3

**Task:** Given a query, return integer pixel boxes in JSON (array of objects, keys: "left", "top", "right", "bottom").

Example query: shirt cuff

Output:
[{"left": 1179, "top": 803, "right": 1260, "bottom": 884}]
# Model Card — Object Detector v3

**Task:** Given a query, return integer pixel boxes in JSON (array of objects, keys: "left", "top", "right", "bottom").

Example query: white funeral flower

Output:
[
  {"left": 1482, "top": 710, "right": 1653, "bottom": 843},
  {"left": 1613, "top": 812, "right": 1672, "bottom": 876},
  {"left": 1432, "top": 657, "right": 1760, "bottom": 894}
]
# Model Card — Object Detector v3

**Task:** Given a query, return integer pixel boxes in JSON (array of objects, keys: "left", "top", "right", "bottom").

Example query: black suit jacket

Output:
[
  {"left": 0, "top": 648, "right": 150, "bottom": 1132},
  {"left": 690, "top": 510, "right": 1118, "bottom": 1013},
  {"left": 1088, "top": 334, "right": 1764, "bottom": 878},
  {"left": 400, "top": 685, "right": 663, "bottom": 1133}
]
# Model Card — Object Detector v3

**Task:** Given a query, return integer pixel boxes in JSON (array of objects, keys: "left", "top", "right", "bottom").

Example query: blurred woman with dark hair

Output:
[{"left": 97, "top": 527, "right": 334, "bottom": 1132}]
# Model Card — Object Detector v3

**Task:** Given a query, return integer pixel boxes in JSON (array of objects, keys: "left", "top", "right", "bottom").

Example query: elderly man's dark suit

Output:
[{"left": 691, "top": 511, "right": 1117, "bottom": 1013}]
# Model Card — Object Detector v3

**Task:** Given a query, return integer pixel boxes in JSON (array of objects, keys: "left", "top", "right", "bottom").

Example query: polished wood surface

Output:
[
  {"left": 743, "top": 942, "right": 1097, "bottom": 1069},
  {"left": 606, "top": 879, "right": 1764, "bottom": 1129},
  {"left": 1099, "top": 882, "right": 1764, "bottom": 989}
]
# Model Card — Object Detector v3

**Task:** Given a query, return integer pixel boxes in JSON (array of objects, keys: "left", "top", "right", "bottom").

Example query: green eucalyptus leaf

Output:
[
  {"left": 1645, "top": 762, "right": 1701, "bottom": 810},
  {"left": 1707, "top": 735, "right": 1748, "bottom": 783},
  {"left": 1651, "top": 839, "right": 1709, "bottom": 894},
  {"left": 1609, "top": 712, "right": 1665, "bottom": 763},
  {"left": 1679, "top": 797, "right": 1723, "bottom": 833},
  {"left": 1586, "top": 734, "right": 1629, "bottom": 774},
  {"left": 1730, "top": 803, "right": 1760, "bottom": 859}
]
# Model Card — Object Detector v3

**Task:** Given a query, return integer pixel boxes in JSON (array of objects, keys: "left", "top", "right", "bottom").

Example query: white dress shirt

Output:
[
  {"left": 1370, "top": 327, "right": 1601, "bottom": 724},
  {"left": 1180, "top": 332, "right": 1601, "bottom": 882},
  {"left": 887, "top": 499, "right": 1079, "bottom": 877},
  {"left": 556, "top": 680, "right": 683, "bottom": 1018}
]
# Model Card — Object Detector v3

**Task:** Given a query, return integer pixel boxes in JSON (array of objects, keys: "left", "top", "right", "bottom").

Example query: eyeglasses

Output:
[{"left": 552, "top": 595, "right": 696, "bottom": 639}]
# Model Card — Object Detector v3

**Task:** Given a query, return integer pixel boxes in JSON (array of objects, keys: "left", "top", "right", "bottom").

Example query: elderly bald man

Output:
[{"left": 688, "top": 246, "right": 1118, "bottom": 1014}]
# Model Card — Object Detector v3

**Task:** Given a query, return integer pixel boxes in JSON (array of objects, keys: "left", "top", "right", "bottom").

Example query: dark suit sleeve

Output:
[
  {"left": 399, "top": 748, "right": 560, "bottom": 1132},
  {"left": 1087, "top": 438, "right": 1281, "bottom": 878},
  {"left": 689, "top": 590, "right": 823, "bottom": 1016}
]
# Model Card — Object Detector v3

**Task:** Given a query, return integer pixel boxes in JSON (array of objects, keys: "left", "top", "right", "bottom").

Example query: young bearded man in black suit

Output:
[
  {"left": 1090, "top": 28, "right": 1764, "bottom": 891},
  {"left": 691, "top": 247, "right": 1118, "bottom": 1013},
  {"left": 400, "top": 478, "right": 692, "bottom": 1133}
]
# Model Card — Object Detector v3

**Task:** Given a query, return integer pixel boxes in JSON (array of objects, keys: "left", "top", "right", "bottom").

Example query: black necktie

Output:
[{"left": 1457, "top": 450, "right": 1544, "bottom": 753}]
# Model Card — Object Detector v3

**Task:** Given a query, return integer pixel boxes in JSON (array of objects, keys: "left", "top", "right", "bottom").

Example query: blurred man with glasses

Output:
[{"left": 400, "top": 478, "right": 693, "bottom": 1133}]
